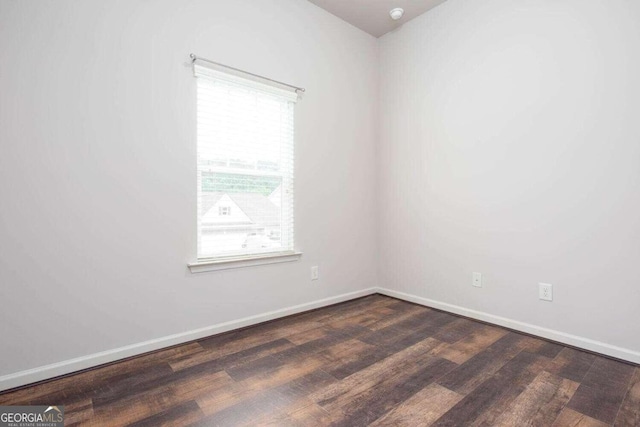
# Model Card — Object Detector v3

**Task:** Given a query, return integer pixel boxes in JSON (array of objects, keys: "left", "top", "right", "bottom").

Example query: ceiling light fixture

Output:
[{"left": 389, "top": 8, "right": 404, "bottom": 21}]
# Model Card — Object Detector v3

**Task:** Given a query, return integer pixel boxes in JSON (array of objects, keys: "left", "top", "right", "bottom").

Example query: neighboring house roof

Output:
[
  {"left": 200, "top": 192, "right": 280, "bottom": 226},
  {"left": 201, "top": 194, "right": 251, "bottom": 225},
  {"left": 230, "top": 193, "right": 280, "bottom": 225},
  {"left": 268, "top": 184, "right": 282, "bottom": 207},
  {"left": 200, "top": 193, "right": 225, "bottom": 216}
]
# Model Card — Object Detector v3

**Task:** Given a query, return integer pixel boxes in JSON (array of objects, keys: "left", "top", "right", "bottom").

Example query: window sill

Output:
[{"left": 188, "top": 251, "right": 302, "bottom": 273}]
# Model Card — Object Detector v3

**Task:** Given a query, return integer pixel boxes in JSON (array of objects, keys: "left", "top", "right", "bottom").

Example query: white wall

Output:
[
  {"left": 3, "top": 0, "right": 639, "bottom": 386},
  {"left": 379, "top": 0, "right": 640, "bottom": 355},
  {"left": 0, "top": 0, "right": 378, "bottom": 379}
]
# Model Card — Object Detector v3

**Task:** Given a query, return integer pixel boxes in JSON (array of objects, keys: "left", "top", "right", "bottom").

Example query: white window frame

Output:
[{"left": 188, "top": 59, "right": 302, "bottom": 273}]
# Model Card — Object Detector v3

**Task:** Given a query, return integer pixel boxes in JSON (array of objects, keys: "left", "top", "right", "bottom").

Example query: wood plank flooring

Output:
[{"left": 1, "top": 294, "right": 638, "bottom": 426}]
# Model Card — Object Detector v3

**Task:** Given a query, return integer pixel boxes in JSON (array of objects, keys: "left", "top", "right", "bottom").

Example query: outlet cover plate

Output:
[
  {"left": 539, "top": 283, "right": 553, "bottom": 301},
  {"left": 472, "top": 272, "right": 482, "bottom": 288}
]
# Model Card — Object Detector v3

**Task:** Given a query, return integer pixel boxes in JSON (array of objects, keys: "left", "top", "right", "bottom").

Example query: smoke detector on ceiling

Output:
[{"left": 389, "top": 8, "right": 404, "bottom": 21}]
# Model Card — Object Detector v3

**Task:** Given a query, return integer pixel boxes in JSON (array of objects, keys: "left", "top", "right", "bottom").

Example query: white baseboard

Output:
[
  {"left": 376, "top": 287, "right": 640, "bottom": 365},
  {"left": 0, "top": 287, "right": 377, "bottom": 393},
  {"left": 2, "top": 286, "right": 637, "bottom": 393}
]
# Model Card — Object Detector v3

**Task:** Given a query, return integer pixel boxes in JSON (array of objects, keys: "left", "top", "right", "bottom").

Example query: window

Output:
[{"left": 194, "top": 63, "right": 297, "bottom": 260}]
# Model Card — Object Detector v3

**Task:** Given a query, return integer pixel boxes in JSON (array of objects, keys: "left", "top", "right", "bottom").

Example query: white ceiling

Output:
[{"left": 307, "top": 0, "right": 448, "bottom": 38}]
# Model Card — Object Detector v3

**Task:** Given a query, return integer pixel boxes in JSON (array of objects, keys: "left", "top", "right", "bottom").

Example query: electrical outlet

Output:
[
  {"left": 472, "top": 272, "right": 482, "bottom": 288},
  {"left": 539, "top": 283, "right": 553, "bottom": 301},
  {"left": 311, "top": 266, "right": 319, "bottom": 281}
]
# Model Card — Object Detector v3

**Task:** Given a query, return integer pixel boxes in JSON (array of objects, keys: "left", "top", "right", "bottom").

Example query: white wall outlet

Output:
[
  {"left": 472, "top": 272, "right": 482, "bottom": 288},
  {"left": 539, "top": 283, "right": 553, "bottom": 301},
  {"left": 311, "top": 266, "right": 319, "bottom": 281}
]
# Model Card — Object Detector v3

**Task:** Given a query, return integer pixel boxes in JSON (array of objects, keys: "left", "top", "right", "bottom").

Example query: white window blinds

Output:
[{"left": 194, "top": 63, "right": 297, "bottom": 260}]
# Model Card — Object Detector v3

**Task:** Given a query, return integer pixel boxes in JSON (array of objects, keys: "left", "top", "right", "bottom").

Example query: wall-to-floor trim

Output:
[
  {"left": 3, "top": 285, "right": 638, "bottom": 393},
  {"left": 376, "top": 287, "right": 640, "bottom": 365},
  {"left": 0, "top": 287, "right": 377, "bottom": 393}
]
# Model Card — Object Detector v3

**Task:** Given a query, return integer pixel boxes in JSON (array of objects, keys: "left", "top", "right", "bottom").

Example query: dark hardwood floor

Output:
[{"left": 1, "top": 294, "right": 638, "bottom": 426}]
